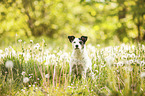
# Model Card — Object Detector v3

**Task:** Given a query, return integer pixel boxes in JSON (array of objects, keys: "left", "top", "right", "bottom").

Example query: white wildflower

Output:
[
  {"left": 5, "top": 48, "right": 9, "bottom": 52},
  {"left": 131, "top": 45, "right": 135, "bottom": 50},
  {"left": 105, "top": 56, "right": 115, "bottom": 65},
  {"left": 86, "top": 0, "right": 91, "bottom": 2},
  {"left": 140, "top": 72, "right": 145, "bottom": 78},
  {"left": 141, "top": 60, "right": 145, "bottom": 65},
  {"left": 97, "top": 44, "right": 100, "bottom": 47},
  {"left": 21, "top": 89, "right": 25, "bottom": 92},
  {"left": 5, "top": 60, "right": 14, "bottom": 68},
  {"left": 18, "top": 39, "right": 22, "bottom": 43},
  {"left": 22, "top": 71, "right": 25, "bottom": 76},
  {"left": 53, "top": 50, "right": 57, "bottom": 53},
  {"left": 0, "top": 50, "right": 3, "bottom": 54},
  {"left": 94, "top": 64, "right": 97, "bottom": 68},
  {"left": 34, "top": 43, "right": 40, "bottom": 49},
  {"left": 33, "top": 85, "right": 35, "bottom": 87},
  {"left": 24, "top": 41, "right": 26, "bottom": 44},
  {"left": 42, "top": 39, "right": 45, "bottom": 43},
  {"left": 95, "top": 70, "right": 98, "bottom": 73},
  {"left": 124, "top": 67, "right": 133, "bottom": 71},
  {"left": 30, "top": 40, "right": 33, "bottom": 43},
  {"left": 67, "top": 86, "right": 71, "bottom": 88},
  {"left": 117, "top": 61, "right": 124, "bottom": 66},
  {"left": 23, "top": 77, "right": 29, "bottom": 83},
  {"left": 121, "top": 55, "right": 127, "bottom": 59},
  {"left": 129, "top": 60, "right": 134, "bottom": 64},
  {"left": 128, "top": 53, "right": 135, "bottom": 58},
  {"left": 29, "top": 76, "right": 32, "bottom": 78},
  {"left": 11, "top": 47, "right": 16, "bottom": 56}
]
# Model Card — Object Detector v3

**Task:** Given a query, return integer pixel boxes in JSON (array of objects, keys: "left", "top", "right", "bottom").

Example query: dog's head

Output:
[{"left": 68, "top": 36, "right": 88, "bottom": 50}]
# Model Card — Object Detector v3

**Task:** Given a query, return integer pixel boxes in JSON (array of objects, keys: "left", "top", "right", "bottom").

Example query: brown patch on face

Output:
[{"left": 79, "top": 40, "right": 85, "bottom": 49}]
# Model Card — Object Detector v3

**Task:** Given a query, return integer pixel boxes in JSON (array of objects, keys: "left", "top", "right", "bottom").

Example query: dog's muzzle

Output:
[{"left": 75, "top": 45, "right": 79, "bottom": 49}]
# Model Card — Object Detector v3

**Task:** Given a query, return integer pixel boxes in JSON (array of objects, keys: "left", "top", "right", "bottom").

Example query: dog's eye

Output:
[
  {"left": 79, "top": 42, "right": 82, "bottom": 44},
  {"left": 74, "top": 42, "right": 76, "bottom": 43}
]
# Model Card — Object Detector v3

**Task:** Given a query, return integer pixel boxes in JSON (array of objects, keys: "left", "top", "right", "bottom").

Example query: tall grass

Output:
[{"left": 0, "top": 40, "right": 145, "bottom": 96}]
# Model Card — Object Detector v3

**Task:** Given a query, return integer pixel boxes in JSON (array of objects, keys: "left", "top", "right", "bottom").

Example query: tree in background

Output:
[
  {"left": 82, "top": 0, "right": 145, "bottom": 41},
  {"left": 0, "top": 0, "right": 145, "bottom": 45}
]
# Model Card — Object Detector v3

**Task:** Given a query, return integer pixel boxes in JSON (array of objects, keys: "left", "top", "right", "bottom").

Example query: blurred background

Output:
[{"left": 0, "top": 0, "right": 145, "bottom": 47}]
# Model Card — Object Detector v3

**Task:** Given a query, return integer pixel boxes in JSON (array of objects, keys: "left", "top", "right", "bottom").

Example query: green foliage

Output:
[
  {"left": 0, "top": 39, "right": 145, "bottom": 95},
  {"left": 0, "top": 0, "right": 145, "bottom": 46}
]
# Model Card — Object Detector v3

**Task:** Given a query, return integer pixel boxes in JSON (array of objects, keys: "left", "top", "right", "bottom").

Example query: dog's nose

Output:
[{"left": 75, "top": 45, "right": 78, "bottom": 48}]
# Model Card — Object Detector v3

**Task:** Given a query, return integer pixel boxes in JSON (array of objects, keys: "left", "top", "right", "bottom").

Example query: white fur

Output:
[{"left": 69, "top": 38, "right": 93, "bottom": 79}]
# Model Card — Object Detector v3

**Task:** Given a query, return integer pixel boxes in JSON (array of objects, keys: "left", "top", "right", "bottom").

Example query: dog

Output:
[{"left": 68, "top": 36, "right": 94, "bottom": 79}]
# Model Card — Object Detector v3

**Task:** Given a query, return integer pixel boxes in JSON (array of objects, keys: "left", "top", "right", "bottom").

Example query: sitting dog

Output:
[{"left": 68, "top": 36, "right": 94, "bottom": 79}]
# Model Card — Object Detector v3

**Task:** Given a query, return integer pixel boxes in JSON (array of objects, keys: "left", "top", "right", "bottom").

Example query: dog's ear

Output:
[
  {"left": 81, "top": 36, "right": 88, "bottom": 43},
  {"left": 68, "top": 36, "right": 75, "bottom": 43}
]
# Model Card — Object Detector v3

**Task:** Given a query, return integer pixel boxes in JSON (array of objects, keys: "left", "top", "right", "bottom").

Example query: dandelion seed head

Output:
[
  {"left": 23, "top": 77, "right": 29, "bottom": 83},
  {"left": 29, "top": 76, "right": 32, "bottom": 78},
  {"left": 105, "top": 56, "right": 115, "bottom": 65},
  {"left": 22, "top": 71, "right": 25, "bottom": 76},
  {"left": 67, "top": 86, "right": 71, "bottom": 88},
  {"left": 94, "top": 64, "right": 97, "bottom": 68},
  {"left": 5, "top": 60, "right": 14, "bottom": 68},
  {"left": 97, "top": 44, "right": 100, "bottom": 47},
  {"left": 140, "top": 72, "right": 145, "bottom": 78},
  {"left": 124, "top": 67, "right": 133, "bottom": 71},
  {"left": 30, "top": 40, "right": 33, "bottom": 43},
  {"left": 121, "top": 55, "right": 127, "bottom": 59},
  {"left": 33, "top": 85, "right": 35, "bottom": 87},
  {"left": 95, "top": 70, "right": 98, "bottom": 73},
  {"left": 45, "top": 74, "right": 49, "bottom": 78},
  {"left": 42, "top": 39, "right": 45, "bottom": 43},
  {"left": 116, "top": 61, "right": 124, "bottom": 66},
  {"left": 39, "top": 48, "right": 42, "bottom": 51},
  {"left": 34, "top": 43, "right": 40, "bottom": 49},
  {"left": 18, "top": 39, "right": 22, "bottom": 43},
  {"left": 0, "top": 50, "right": 3, "bottom": 54},
  {"left": 24, "top": 41, "right": 26, "bottom": 44},
  {"left": 5, "top": 48, "right": 9, "bottom": 52},
  {"left": 21, "top": 89, "right": 25, "bottom": 92}
]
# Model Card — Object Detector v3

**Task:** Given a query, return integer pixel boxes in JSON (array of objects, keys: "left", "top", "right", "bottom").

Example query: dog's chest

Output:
[
  {"left": 71, "top": 58, "right": 86, "bottom": 74},
  {"left": 70, "top": 50, "right": 88, "bottom": 71}
]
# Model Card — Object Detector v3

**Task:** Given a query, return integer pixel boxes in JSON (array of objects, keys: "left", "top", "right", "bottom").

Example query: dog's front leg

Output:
[
  {"left": 69, "top": 66, "right": 72, "bottom": 76},
  {"left": 82, "top": 70, "right": 87, "bottom": 79}
]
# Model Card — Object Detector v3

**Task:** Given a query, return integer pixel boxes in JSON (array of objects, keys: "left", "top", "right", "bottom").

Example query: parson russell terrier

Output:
[{"left": 68, "top": 36, "right": 94, "bottom": 79}]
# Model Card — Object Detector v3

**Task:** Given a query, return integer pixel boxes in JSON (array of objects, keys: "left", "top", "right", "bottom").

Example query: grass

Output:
[{"left": 0, "top": 39, "right": 145, "bottom": 96}]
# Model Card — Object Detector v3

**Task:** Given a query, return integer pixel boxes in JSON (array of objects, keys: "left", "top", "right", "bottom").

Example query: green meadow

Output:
[
  {"left": 0, "top": 0, "right": 145, "bottom": 95},
  {"left": 1, "top": 40, "right": 145, "bottom": 95}
]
